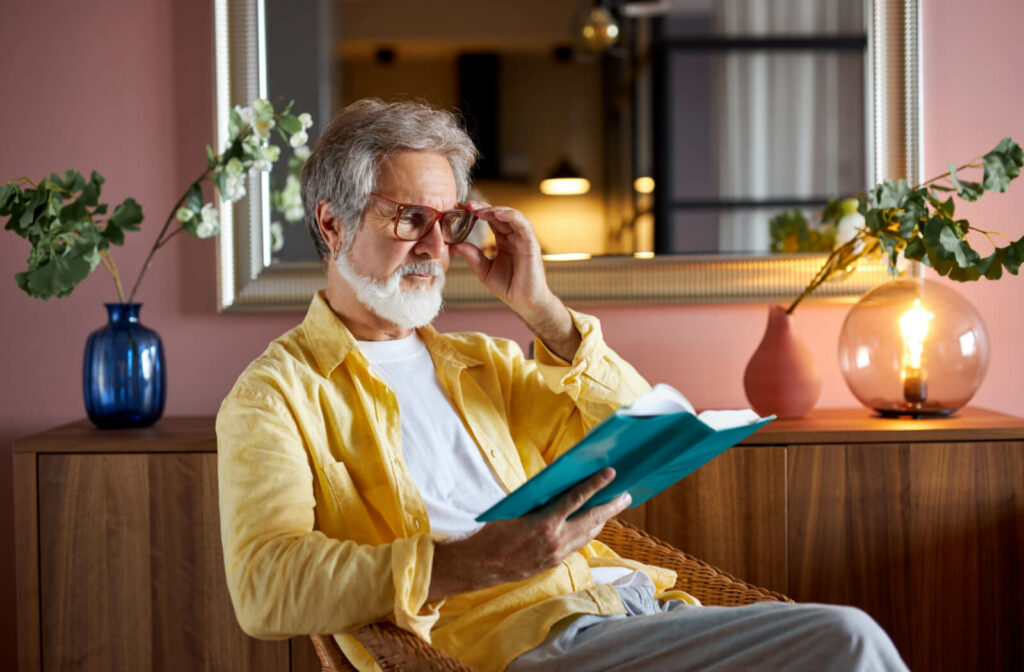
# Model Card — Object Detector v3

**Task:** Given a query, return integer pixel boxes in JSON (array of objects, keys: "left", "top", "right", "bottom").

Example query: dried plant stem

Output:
[
  {"left": 126, "top": 166, "right": 213, "bottom": 303},
  {"left": 786, "top": 232, "right": 879, "bottom": 314},
  {"left": 785, "top": 159, "right": 991, "bottom": 314},
  {"left": 918, "top": 158, "right": 982, "bottom": 188},
  {"left": 99, "top": 251, "right": 126, "bottom": 303}
]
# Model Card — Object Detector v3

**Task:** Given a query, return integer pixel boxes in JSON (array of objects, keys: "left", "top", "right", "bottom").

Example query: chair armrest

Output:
[
  {"left": 310, "top": 626, "right": 475, "bottom": 672},
  {"left": 354, "top": 622, "right": 476, "bottom": 671},
  {"left": 597, "top": 518, "right": 792, "bottom": 606}
]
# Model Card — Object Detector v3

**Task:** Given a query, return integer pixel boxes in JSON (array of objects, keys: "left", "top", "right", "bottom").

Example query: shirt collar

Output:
[
  {"left": 301, "top": 290, "right": 481, "bottom": 376},
  {"left": 302, "top": 291, "right": 361, "bottom": 377}
]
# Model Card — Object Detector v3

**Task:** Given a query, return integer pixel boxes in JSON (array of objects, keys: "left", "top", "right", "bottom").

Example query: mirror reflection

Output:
[{"left": 263, "top": 0, "right": 868, "bottom": 263}]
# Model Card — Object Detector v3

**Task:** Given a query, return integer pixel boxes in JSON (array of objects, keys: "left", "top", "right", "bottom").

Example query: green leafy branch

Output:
[
  {"left": 1, "top": 171, "right": 143, "bottom": 301},
  {"left": 1, "top": 98, "right": 313, "bottom": 302},
  {"left": 783, "top": 136, "right": 1024, "bottom": 314}
]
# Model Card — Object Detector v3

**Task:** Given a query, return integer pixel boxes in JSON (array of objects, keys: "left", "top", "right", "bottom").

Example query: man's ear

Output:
[{"left": 315, "top": 200, "right": 346, "bottom": 257}]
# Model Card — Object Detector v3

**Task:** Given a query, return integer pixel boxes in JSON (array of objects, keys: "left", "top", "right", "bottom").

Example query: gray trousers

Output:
[{"left": 508, "top": 575, "right": 908, "bottom": 672}]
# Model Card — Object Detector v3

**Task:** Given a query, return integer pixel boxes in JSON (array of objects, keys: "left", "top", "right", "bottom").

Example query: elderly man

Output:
[{"left": 216, "top": 99, "right": 907, "bottom": 671}]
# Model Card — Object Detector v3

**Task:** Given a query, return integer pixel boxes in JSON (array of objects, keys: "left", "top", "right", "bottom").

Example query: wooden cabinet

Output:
[
  {"left": 13, "top": 418, "right": 320, "bottom": 672},
  {"left": 631, "top": 407, "right": 1024, "bottom": 672},
  {"left": 15, "top": 410, "right": 1024, "bottom": 671}
]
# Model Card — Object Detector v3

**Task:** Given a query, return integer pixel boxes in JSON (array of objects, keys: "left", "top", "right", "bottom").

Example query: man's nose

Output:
[{"left": 412, "top": 217, "right": 448, "bottom": 260}]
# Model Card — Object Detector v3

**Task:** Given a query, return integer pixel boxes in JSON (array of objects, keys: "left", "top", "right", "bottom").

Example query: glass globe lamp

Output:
[{"left": 838, "top": 278, "right": 989, "bottom": 417}]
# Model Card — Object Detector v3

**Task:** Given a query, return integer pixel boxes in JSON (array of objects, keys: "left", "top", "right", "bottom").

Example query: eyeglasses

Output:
[{"left": 368, "top": 193, "right": 478, "bottom": 244}]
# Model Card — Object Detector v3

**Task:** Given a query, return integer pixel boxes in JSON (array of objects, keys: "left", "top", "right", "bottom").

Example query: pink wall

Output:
[{"left": 2, "top": 0, "right": 1022, "bottom": 666}]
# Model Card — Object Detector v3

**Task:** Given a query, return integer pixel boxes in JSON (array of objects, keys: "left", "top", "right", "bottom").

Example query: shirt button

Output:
[{"left": 489, "top": 449, "right": 496, "bottom": 458}]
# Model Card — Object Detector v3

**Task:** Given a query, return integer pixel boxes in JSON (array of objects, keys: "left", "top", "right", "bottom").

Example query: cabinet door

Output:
[
  {"left": 642, "top": 446, "right": 788, "bottom": 595},
  {"left": 788, "top": 441, "right": 1024, "bottom": 672},
  {"left": 38, "top": 453, "right": 288, "bottom": 671}
]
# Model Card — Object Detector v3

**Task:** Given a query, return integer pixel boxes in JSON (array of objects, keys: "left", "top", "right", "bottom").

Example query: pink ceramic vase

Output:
[{"left": 743, "top": 305, "right": 821, "bottom": 418}]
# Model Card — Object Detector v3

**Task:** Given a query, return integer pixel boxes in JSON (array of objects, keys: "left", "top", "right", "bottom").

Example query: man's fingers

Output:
[
  {"left": 543, "top": 467, "right": 616, "bottom": 520},
  {"left": 451, "top": 242, "right": 491, "bottom": 276},
  {"left": 468, "top": 202, "right": 526, "bottom": 235},
  {"left": 581, "top": 491, "right": 632, "bottom": 530}
]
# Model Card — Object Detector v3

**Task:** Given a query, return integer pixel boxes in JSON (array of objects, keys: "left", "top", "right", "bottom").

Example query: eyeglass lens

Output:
[{"left": 396, "top": 206, "right": 476, "bottom": 244}]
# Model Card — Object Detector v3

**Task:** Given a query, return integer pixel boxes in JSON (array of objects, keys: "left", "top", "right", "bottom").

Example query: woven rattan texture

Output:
[{"left": 311, "top": 517, "right": 792, "bottom": 670}]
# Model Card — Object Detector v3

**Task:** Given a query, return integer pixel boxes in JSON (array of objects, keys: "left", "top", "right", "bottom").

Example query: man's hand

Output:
[
  {"left": 451, "top": 202, "right": 581, "bottom": 360},
  {"left": 427, "top": 468, "right": 630, "bottom": 603}
]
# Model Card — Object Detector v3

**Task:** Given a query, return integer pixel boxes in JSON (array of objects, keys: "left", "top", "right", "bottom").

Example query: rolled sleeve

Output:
[{"left": 533, "top": 308, "right": 647, "bottom": 406}]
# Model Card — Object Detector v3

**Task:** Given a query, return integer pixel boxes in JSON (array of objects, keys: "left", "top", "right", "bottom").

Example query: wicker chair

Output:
[{"left": 310, "top": 518, "right": 792, "bottom": 671}]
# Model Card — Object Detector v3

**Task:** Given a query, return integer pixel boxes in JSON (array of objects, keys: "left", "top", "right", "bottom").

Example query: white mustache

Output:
[{"left": 399, "top": 262, "right": 444, "bottom": 279}]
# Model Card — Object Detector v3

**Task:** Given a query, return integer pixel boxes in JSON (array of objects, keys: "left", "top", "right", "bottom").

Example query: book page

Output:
[
  {"left": 619, "top": 383, "right": 696, "bottom": 416},
  {"left": 621, "top": 383, "right": 764, "bottom": 430},
  {"left": 695, "top": 409, "right": 763, "bottom": 431}
]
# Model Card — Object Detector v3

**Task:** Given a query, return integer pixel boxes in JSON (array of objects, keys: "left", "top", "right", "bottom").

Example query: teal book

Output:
[{"left": 477, "top": 384, "right": 775, "bottom": 522}]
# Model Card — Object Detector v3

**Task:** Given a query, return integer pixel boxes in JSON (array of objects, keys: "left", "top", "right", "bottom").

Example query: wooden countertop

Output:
[
  {"left": 13, "top": 417, "right": 216, "bottom": 454},
  {"left": 14, "top": 406, "right": 1024, "bottom": 454},
  {"left": 739, "top": 406, "right": 1024, "bottom": 445}
]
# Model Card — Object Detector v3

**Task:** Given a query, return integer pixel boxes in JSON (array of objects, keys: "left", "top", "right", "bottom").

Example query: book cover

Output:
[{"left": 476, "top": 385, "right": 775, "bottom": 522}]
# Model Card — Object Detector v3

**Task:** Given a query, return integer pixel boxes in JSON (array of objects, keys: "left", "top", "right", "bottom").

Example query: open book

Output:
[{"left": 476, "top": 384, "right": 774, "bottom": 522}]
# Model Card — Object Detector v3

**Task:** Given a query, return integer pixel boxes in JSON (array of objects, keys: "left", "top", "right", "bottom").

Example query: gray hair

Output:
[{"left": 301, "top": 98, "right": 478, "bottom": 261}]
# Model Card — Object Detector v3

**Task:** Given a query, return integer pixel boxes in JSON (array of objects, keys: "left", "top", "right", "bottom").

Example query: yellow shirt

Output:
[{"left": 216, "top": 291, "right": 688, "bottom": 671}]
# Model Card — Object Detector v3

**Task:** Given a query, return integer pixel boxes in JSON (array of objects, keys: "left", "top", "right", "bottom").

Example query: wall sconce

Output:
[
  {"left": 539, "top": 158, "right": 591, "bottom": 195},
  {"left": 837, "top": 278, "right": 990, "bottom": 417}
]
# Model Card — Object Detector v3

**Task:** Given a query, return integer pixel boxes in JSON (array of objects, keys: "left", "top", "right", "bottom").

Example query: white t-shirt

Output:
[
  {"left": 358, "top": 332, "right": 636, "bottom": 585},
  {"left": 358, "top": 332, "right": 507, "bottom": 541}
]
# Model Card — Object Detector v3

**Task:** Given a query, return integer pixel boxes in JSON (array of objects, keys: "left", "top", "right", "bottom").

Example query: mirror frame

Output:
[{"left": 213, "top": 0, "right": 920, "bottom": 311}]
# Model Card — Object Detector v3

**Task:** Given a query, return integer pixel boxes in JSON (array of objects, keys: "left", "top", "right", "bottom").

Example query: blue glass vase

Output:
[{"left": 83, "top": 303, "right": 166, "bottom": 429}]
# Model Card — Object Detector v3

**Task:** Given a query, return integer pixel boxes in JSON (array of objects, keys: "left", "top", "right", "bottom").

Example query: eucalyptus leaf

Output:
[
  {"left": 976, "top": 248, "right": 1005, "bottom": 280},
  {"left": 1004, "top": 239, "right": 1024, "bottom": 274},
  {"left": 898, "top": 192, "right": 927, "bottom": 238},
  {"left": 946, "top": 264, "right": 981, "bottom": 282},
  {"left": 102, "top": 224, "right": 125, "bottom": 246},
  {"left": 903, "top": 236, "right": 927, "bottom": 261},
  {"left": 873, "top": 178, "right": 910, "bottom": 209},
  {"left": 17, "top": 244, "right": 100, "bottom": 299},
  {"left": 949, "top": 162, "right": 983, "bottom": 201},
  {"left": 59, "top": 200, "right": 89, "bottom": 223},
  {"left": 109, "top": 198, "right": 143, "bottom": 231},
  {"left": 925, "top": 192, "right": 955, "bottom": 217},
  {"left": 864, "top": 208, "right": 886, "bottom": 236},
  {"left": 981, "top": 136, "right": 1024, "bottom": 192},
  {"left": 64, "top": 169, "right": 85, "bottom": 192}
]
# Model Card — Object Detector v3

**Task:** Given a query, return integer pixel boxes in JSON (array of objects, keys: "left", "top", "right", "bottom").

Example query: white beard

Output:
[{"left": 334, "top": 252, "right": 445, "bottom": 329}]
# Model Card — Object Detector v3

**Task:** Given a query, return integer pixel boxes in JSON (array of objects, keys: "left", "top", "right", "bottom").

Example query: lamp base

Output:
[{"left": 872, "top": 401, "right": 957, "bottom": 419}]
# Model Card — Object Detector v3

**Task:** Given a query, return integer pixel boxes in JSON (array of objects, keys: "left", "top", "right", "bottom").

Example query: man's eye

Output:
[{"left": 401, "top": 209, "right": 432, "bottom": 228}]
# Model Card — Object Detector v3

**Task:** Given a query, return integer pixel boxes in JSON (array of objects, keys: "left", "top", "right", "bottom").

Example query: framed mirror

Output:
[{"left": 213, "top": 0, "right": 918, "bottom": 311}]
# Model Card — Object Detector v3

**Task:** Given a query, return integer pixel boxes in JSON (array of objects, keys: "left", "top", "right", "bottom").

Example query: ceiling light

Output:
[{"left": 539, "top": 159, "right": 591, "bottom": 195}]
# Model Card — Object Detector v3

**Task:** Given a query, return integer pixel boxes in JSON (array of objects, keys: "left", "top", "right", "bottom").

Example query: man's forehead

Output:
[{"left": 375, "top": 151, "right": 457, "bottom": 204}]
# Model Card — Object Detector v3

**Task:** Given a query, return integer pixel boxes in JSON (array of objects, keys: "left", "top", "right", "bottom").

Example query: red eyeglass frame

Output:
[{"left": 368, "top": 193, "right": 477, "bottom": 244}]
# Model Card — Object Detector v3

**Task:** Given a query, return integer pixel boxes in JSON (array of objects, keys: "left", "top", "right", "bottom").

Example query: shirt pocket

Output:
[{"left": 322, "top": 460, "right": 381, "bottom": 543}]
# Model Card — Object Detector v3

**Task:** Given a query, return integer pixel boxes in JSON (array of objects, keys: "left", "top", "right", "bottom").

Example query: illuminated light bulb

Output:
[
  {"left": 578, "top": 7, "right": 619, "bottom": 53},
  {"left": 838, "top": 278, "right": 989, "bottom": 418},
  {"left": 542, "top": 252, "right": 592, "bottom": 261},
  {"left": 633, "top": 176, "right": 655, "bottom": 194},
  {"left": 633, "top": 251, "right": 655, "bottom": 259},
  {"left": 540, "top": 158, "right": 590, "bottom": 195},
  {"left": 539, "top": 177, "right": 591, "bottom": 195},
  {"left": 898, "top": 298, "right": 933, "bottom": 404}
]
